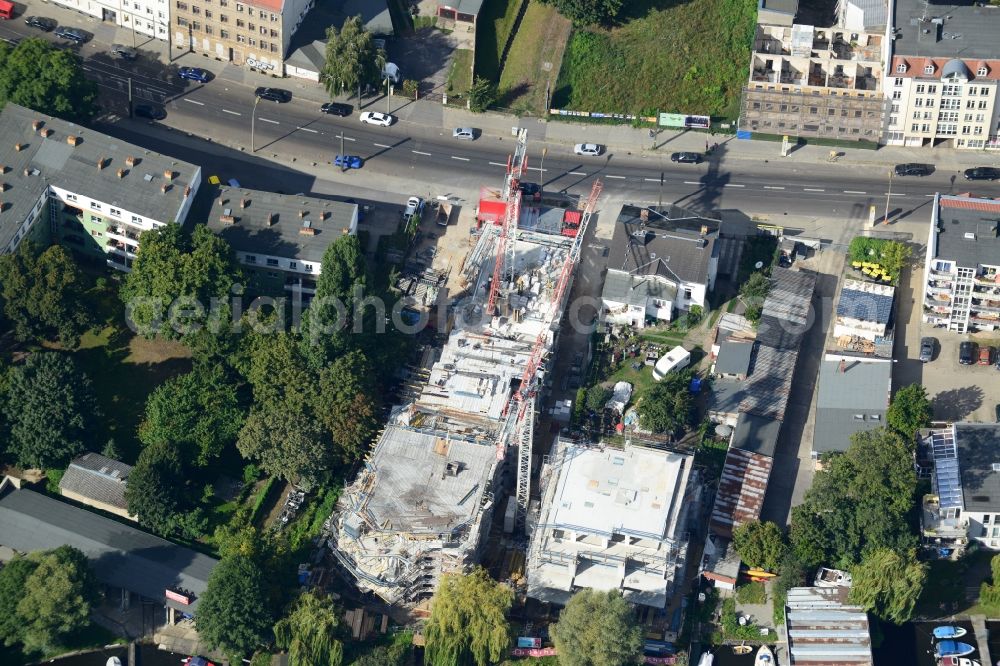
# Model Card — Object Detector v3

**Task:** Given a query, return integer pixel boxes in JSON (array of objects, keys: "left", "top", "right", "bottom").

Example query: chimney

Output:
[
  {"left": 39, "top": 128, "right": 53, "bottom": 138},
  {"left": 66, "top": 135, "right": 79, "bottom": 146},
  {"left": 268, "top": 213, "right": 278, "bottom": 226},
  {"left": 0, "top": 182, "right": 7, "bottom": 192},
  {"left": 700, "top": 224, "right": 709, "bottom": 236},
  {"left": 117, "top": 169, "right": 126, "bottom": 179},
  {"left": 31, "top": 120, "right": 43, "bottom": 131},
  {"left": 321, "top": 211, "right": 329, "bottom": 221},
  {"left": 299, "top": 225, "right": 316, "bottom": 236},
  {"left": 219, "top": 214, "right": 236, "bottom": 225},
  {"left": 14, "top": 143, "right": 25, "bottom": 152},
  {"left": 184, "top": 186, "right": 191, "bottom": 197},
  {"left": 125, "top": 156, "right": 138, "bottom": 167},
  {"left": 298, "top": 210, "right": 306, "bottom": 218},
  {"left": 240, "top": 198, "right": 249, "bottom": 208},
  {"left": 163, "top": 170, "right": 175, "bottom": 181},
  {"left": 161, "top": 183, "right": 170, "bottom": 194},
  {"left": 97, "top": 157, "right": 107, "bottom": 170},
  {"left": 0, "top": 165, "right": 7, "bottom": 174},
  {"left": 22, "top": 168, "right": 30, "bottom": 177},
  {"left": 838, "top": 359, "right": 846, "bottom": 373}
]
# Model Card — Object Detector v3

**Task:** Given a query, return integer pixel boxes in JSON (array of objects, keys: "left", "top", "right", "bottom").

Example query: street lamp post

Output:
[
  {"left": 250, "top": 96, "right": 261, "bottom": 153},
  {"left": 339, "top": 131, "right": 346, "bottom": 172},
  {"left": 882, "top": 168, "right": 893, "bottom": 225},
  {"left": 385, "top": 76, "right": 392, "bottom": 114},
  {"left": 540, "top": 147, "right": 547, "bottom": 186}
]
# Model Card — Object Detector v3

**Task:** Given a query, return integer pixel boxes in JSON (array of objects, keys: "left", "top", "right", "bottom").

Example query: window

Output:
[
  {"left": 110, "top": 208, "right": 121, "bottom": 217},
  {"left": 965, "top": 113, "right": 973, "bottom": 121},
  {"left": 854, "top": 414, "right": 865, "bottom": 420},
  {"left": 204, "top": 25, "right": 212, "bottom": 34},
  {"left": 988, "top": 515, "right": 995, "bottom": 525},
  {"left": 89, "top": 214, "right": 101, "bottom": 223},
  {"left": 270, "top": 28, "right": 277, "bottom": 37},
  {"left": 236, "top": 33, "right": 245, "bottom": 42},
  {"left": 176, "top": 0, "right": 187, "bottom": 8},
  {"left": 924, "top": 64, "right": 934, "bottom": 74},
  {"left": 975, "top": 125, "right": 983, "bottom": 135},
  {"left": 939, "top": 111, "right": 958, "bottom": 122},
  {"left": 191, "top": 20, "right": 200, "bottom": 30},
  {"left": 303, "top": 263, "right": 312, "bottom": 272},
  {"left": 979, "top": 66, "right": 989, "bottom": 76},
  {"left": 66, "top": 193, "right": 77, "bottom": 202},
  {"left": 926, "top": 98, "right": 935, "bottom": 108},
  {"left": 911, "top": 123, "right": 920, "bottom": 132},
  {"left": 928, "top": 85, "right": 937, "bottom": 94},
  {"left": 191, "top": 5, "right": 199, "bottom": 13},
  {"left": 131, "top": 215, "right": 142, "bottom": 224},
  {"left": 979, "top": 100, "right": 989, "bottom": 109},
  {"left": 90, "top": 201, "right": 101, "bottom": 210},
  {"left": 976, "top": 113, "right": 985, "bottom": 122},
  {"left": 981, "top": 87, "right": 991, "bottom": 96},
  {"left": 942, "top": 84, "right": 961, "bottom": 96},
  {"left": 888, "top": 116, "right": 898, "bottom": 127},
  {"left": 260, "top": 40, "right": 267, "bottom": 49},
  {"left": 891, "top": 103, "right": 899, "bottom": 114},
  {"left": 896, "top": 62, "right": 906, "bottom": 73},
  {"left": 921, "top": 123, "right": 931, "bottom": 133},
  {"left": 220, "top": 29, "right": 229, "bottom": 38},
  {"left": 939, "top": 123, "right": 957, "bottom": 135},
  {"left": 220, "top": 0, "right": 227, "bottom": 5},
  {"left": 289, "top": 261, "right": 297, "bottom": 270},
  {"left": 914, "top": 97, "right": 923, "bottom": 107},
  {"left": 270, "top": 43, "right": 277, "bottom": 52},
  {"left": 249, "top": 37, "right": 256, "bottom": 46},
  {"left": 220, "top": 13, "right": 227, "bottom": 21},
  {"left": 236, "top": 18, "right": 244, "bottom": 26},
  {"left": 894, "top": 77, "right": 904, "bottom": 86},
  {"left": 966, "top": 100, "right": 976, "bottom": 109},
  {"left": 259, "top": 26, "right": 267, "bottom": 34},
  {"left": 246, "top": 254, "right": 257, "bottom": 264},
  {"left": 916, "top": 84, "right": 925, "bottom": 93},
  {"left": 248, "top": 22, "right": 255, "bottom": 30},
  {"left": 870, "top": 414, "right": 880, "bottom": 420},
  {"left": 236, "top": 2, "right": 243, "bottom": 10},
  {"left": 941, "top": 98, "right": 960, "bottom": 110},
  {"left": 912, "top": 111, "right": 920, "bottom": 120},
  {"left": 205, "top": 9, "right": 212, "bottom": 17},
  {"left": 177, "top": 16, "right": 188, "bottom": 25},
  {"left": 684, "top": 288, "right": 692, "bottom": 300},
  {"left": 266, "top": 258, "right": 279, "bottom": 267},
  {"left": 892, "top": 90, "right": 901, "bottom": 100},
  {"left": 267, "top": 271, "right": 279, "bottom": 278},
  {"left": 271, "top": 13, "right": 278, "bottom": 21},
  {"left": 246, "top": 7, "right": 253, "bottom": 15}
]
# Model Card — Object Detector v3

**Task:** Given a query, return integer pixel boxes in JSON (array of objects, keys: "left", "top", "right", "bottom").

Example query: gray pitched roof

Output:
[
  {"left": 738, "top": 345, "right": 799, "bottom": 420},
  {"left": 933, "top": 197, "right": 1000, "bottom": 270},
  {"left": 59, "top": 452, "right": 132, "bottom": 511},
  {"left": 763, "top": 268, "right": 815, "bottom": 326},
  {"left": 0, "top": 104, "right": 199, "bottom": 253},
  {"left": 206, "top": 187, "right": 358, "bottom": 264},
  {"left": 731, "top": 412, "right": 781, "bottom": 458},
  {"left": 955, "top": 424, "right": 1000, "bottom": 512},
  {"left": 813, "top": 358, "right": 892, "bottom": 453},
  {"left": 716, "top": 339, "right": 755, "bottom": 376},
  {"left": 601, "top": 270, "right": 677, "bottom": 307},
  {"left": 893, "top": 0, "right": 1000, "bottom": 59},
  {"left": 0, "top": 483, "right": 217, "bottom": 610},
  {"left": 286, "top": 40, "right": 327, "bottom": 72},
  {"left": 607, "top": 205, "right": 720, "bottom": 286},
  {"left": 710, "top": 378, "right": 750, "bottom": 416}
]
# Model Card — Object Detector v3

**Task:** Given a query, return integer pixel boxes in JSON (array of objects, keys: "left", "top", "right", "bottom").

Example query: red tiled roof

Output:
[
  {"left": 249, "top": 0, "right": 283, "bottom": 12},
  {"left": 709, "top": 447, "right": 773, "bottom": 538},
  {"left": 940, "top": 196, "right": 1000, "bottom": 212},
  {"left": 891, "top": 55, "right": 1000, "bottom": 80}
]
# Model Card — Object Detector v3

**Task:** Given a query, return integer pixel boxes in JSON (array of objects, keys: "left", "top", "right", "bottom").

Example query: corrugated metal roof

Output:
[
  {"left": 709, "top": 447, "right": 773, "bottom": 537},
  {"left": 786, "top": 586, "right": 873, "bottom": 666}
]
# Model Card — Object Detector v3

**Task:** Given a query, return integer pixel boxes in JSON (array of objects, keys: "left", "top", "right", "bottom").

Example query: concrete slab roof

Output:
[
  {"left": 955, "top": 423, "right": 1000, "bottom": 512},
  {"left": 933, "top": 195, "right": 1000, "bottom": 270},
  {"left": 892, "top": 0, "right": 1000, "bottom": 60},
  {"left": 716, "top": 339, "right": 755, "bottom": 376}
]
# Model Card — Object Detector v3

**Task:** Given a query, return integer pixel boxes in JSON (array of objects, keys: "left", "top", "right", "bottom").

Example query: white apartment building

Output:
[
  {"left": 49, "top": 0, "right": 170, "bottom": 40},
  {"left": 922, "top": 194, "right": 1000, "bottom": 333}
]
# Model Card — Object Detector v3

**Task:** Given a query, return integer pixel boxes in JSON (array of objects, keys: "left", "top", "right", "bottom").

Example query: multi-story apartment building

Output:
[
  {"left": 172, "top": 0, "right": 313, "bottom": 73},
  {"left": 884, "top": 0, "right": 1000, "bottom": 150},
  {"left": 922, "top": 194, "right": 1000, "bottom": 333},
  {"left": 49, "top": 0, "right": 169, "bottom": 41},
  {"left": 0, "top": 104, "right": 201, "bottom": 270},
  {"left": 742, "top": 23, "right": 887, "bottom": 141}
]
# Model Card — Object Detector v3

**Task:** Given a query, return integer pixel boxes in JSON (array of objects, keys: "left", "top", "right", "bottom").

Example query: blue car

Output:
[
  {"left": 334, "top": 155, "right": 363, "bottom": 169},
  {"left": 178, "top": 67, "right": 210, "bottom": 83}
]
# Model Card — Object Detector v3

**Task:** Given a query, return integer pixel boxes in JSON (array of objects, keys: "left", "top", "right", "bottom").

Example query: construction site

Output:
[{"left": 328, "top": 130, "right": 604, "bottom": 612}]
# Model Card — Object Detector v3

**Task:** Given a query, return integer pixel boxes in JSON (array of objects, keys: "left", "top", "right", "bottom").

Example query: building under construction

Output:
[{"left": 328, "top": 131, "right": 603, "bottom": 610}]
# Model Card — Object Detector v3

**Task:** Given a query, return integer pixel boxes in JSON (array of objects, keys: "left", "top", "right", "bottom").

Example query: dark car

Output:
[
  {"left": 25, "top": 16, "right": 57, "bottom": 31},
  {"left": 111, "top": 44, "right": 137, "bottom": 60},
  {"left": 979, "top": 345, "right": 994, "bottom": 366},
  {"left": 134, "top": 104, "right": 165, "bottom": 120},
  {"left": 321, "top": 102, "right": 352, "bottom": 116},
  {"left": 54, "top": 26, "right": 87, "bottom": 43},
  {"left": 959, "top": 341, "right": 976, "bottom": 365},
  {"left": 519, "top": 182, "right": 541, "bottom": 196},
  {"left": 671, "top": 151, "right": 702, "bottom": 164},
  {"left": 964, "top": 167, "right": 1000, "bottom": 181},
  {"left": 919, "top": 336, "right": 936, "bottom": 363},
  {"left": 895, "top": 163, "right": 933, "bottom": 177},
  {"left": 333, "top": 154, "right": 363, "bottom": 169},
  {"left": 178, "top": 67, "right": 210, "bottom": 83},
  {"left": 255, "top": 87, "right": 291, "bottom": 103}
]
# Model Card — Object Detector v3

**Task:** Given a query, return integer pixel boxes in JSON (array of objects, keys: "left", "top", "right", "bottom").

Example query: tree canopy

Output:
[
  {"left": 733, "top": 520, "right": 788, "bottom": 573},
  {"left": 541, "top": 0, "right": 623, "bottom": 26},
  {"left": 321, "top": 16, "right": 383, "bottom": 97},
  {"left": 639, "top": 369, "right": 694, "bottom": 434},
  {"left": 274, "top": 591, "right": 343, "bottom": 666},
  {"left": 739, "top": 271, "right": 771, "bottom": 306},
  {"left": 316, "top": 351, "right": 378, "bottom": 461},
  {"left": 125, "top": 440, "right": 206, "bottom": 537},
  {"left": 238, "top": 403, "right": 331, "bottom": 485},
  {"left": 585, "top": 385, "right": 612, "bottom": 413},
  {"left": 847, "top": 237, "right": 911, "bottom": 284},
  {"left": 16, "top": 546, "right": 100, "bottom": 653},
  {"left": 0, "top": 557, "right": 39, "bottom": 647},
  {"left": 887, "top": 384, "right": 932, "bottom": 442},
  {"left": 0, "top": 38, "right": 98, "bottom": 121},
  {"left": 120, "top": 225, "right": 242, "bottom": 339},
  {"left": 424, "top": 568, "right": 513, "bottom": 666},
  {"left": 467, "top": 77, "right": 498, "bottom": 113},
  {"left": 849, "top": 548, "right": 926, "bottom": 624},
  {"left": 0, "top": 243, "right": 91, "bottom": 347},
  {"left": 196, "top": 554, "right": 273, "bottom": 659},
  {"left": 2, "top": 352, "right": 97, "bottom": 469},
  {"left": 551, "top": 589, "right": 643, "bottom": 666}
]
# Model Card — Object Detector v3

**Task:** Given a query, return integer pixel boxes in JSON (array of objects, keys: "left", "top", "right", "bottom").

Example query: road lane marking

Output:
[
  {"left": 684, "top": 181, "right": 701, "bottom": 185},
  {"left": 298, "top": 127, "right": 318, "bottom": 133},
  {"left": 803, "top": 188, "right": 825, "bottom": 192},
  {"left": 527, "top": 166, "right": 546, "bottom": 172},
  {"left": 644, "top": 178, "right": 660, "bottom": 182},
  {"left": 83, "top": 66, "right": 93, "bottom": 72},
  {"left": 925, "top": 194, "right": 937, "bottom": 197},
  {"left": 606, "top": 175, "right": 626, "bottom": 179},
  {"left": 342, "top": 136, "right": 356, "bottom": 141},
  {"left": 763, "top": 186, "right": 785, "bottom": 190},
  {"left": 222, "top": 109, "right": 241, "bottom": 116},
  {"left": 260, "top": 117, "right": 279, "bottom": 124},
  {"left": 412, "top": 150, "right": 432, "bottom": 156},
  {"left": 451, "top": 156, "right": 470, "bottom": 161},
  {"left": 844, "top": 190, "right": 867, "bottom": 194},
  {"left": 569, "top": 171, "right": 587, "bottom": 176},
  {"left": 184, "top": 99, "right": 205, "bottom": 106},
  {"left": 374, "top": 142, "right": 391, "bottom": 148},
  {"left": 885, "top": 193, "right": 905, "bottom": 197},
  {"left": 489, "top": 161, "right": 507, "bottom": 167},
  {"left": 723, "top": 183, "right": 745, "bottom": 188}
]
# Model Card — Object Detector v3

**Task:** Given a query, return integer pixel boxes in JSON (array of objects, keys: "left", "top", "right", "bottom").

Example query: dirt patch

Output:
[
  {"left": 497, "top": 1, "right": 572, "bottom": 114},
  {"left": 126, "top": 335, "right": 192, "bottom": 364}
]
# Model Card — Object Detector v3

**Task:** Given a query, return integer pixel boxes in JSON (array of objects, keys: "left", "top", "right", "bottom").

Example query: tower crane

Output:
[{"left": 486, "top": 128, "right": 529, "bottom": 315}]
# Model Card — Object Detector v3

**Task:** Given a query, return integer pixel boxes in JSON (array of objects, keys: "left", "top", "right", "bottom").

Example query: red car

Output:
[
  {"left": 979, "top": 346, "right": 994, "bottom": 366},
  {"left": 184, "top": 658, "right": 216, "bottom": 666}
]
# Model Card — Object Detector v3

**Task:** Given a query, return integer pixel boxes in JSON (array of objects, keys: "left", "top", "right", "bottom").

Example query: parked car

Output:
[
  {"left": 519, "top": 182, "right": 541, "bottom": 197},
  {"left": 959, "top": 341, "right": 976, "bottom": 365},
  {"left": 255, "top": 87, "right": 291, "bottom": 102},
  {"left": 110, "top": 44, "right": 137, "bottom": 60},
  {"left": 320, "top": 102, "right": 352, "bottom": 116},
  {"left": 54, "top": 26, "right": 87, "bottom": 43},
  {"left": 894, "top": 163, "right": 933, "bottom": 177},
  {"left": 574, "top": 143, "right": 603, "bottom": 157},
  {"left": 919, "top": 336, "right": 936, "bottom": 363},
  {"left": 133, "top": 104, "right": 165, "bottom": 120},
  {"left": 452, "top": 127, "right": 476, "bottom": 140},
  {"left": 979, "top": 345, "right": 994, "bottom": 366},
  {"left": 359, "top": 111, "right": 393, "bottom": 127},
  {"left": 403, "top": 196, "right": 424, "bottom": 223},
  {"left": 333, "top": 154, "right": 363, "bottom": 169},
  {"left": 25, "top": 16, "right": 57, "bottom": 31},
  {"left": 964, "top": 166, "right": 1000, "bottom": 181},
  {"left": 178, "top": 67, "right": 210, "bottom": 83},
  {"left": 671, "top": 151, "right": 702, "bottom": 164}
]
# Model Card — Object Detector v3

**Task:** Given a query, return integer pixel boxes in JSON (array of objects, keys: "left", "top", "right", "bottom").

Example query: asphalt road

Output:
[{"left": 4, "top": 18, "right": 1000, "bottom": 223}]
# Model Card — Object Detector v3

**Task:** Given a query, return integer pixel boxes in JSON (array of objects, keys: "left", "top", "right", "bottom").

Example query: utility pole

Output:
[
  {"left": 250, "top": 96, "right": 261, "bottom": 153},
  {"left": 127, "top": 77, "right": 133, "bottom": 118},
  {"left": 540, "top": 147, "right": 547, "bottom": 186},
  {"left": 658, "top": 171, "right": 664, "bottom": 209},
  {"left": 339, "top": 131, "right": 346, "bottom": 172},
  {"left": 882, "top": 168, "right": 893, "bottom": 225},
  {"left": 385, "top": 76, "right": 392, "bottom": 114}
]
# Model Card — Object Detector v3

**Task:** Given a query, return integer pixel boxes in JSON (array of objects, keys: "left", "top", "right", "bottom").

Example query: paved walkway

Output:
[{"left": 17, "top": 0, "right": 1000, "bottom": 173}]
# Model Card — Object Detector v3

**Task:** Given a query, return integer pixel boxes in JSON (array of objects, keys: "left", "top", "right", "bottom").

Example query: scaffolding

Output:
[{"left": 741, "top": 85, "right": 888, "bottom": 140}]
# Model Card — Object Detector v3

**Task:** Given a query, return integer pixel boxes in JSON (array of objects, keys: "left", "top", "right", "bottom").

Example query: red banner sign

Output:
[
  {"left": 165, "top": 589, "right": 191, "bottom": 605},
  {"left": 511, "top": 647, "right": 557, "bottom": 657}
]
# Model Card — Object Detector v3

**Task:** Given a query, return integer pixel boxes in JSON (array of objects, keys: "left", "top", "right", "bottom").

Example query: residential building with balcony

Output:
[
  {"left": 921, "top": 194, "right": 1000, "bottom": 333},
  {"left": 922, "top": 424, "right": 1000, "bottom": 554},
  {"left": 49, "top": 0, "right": 169, "bottom": 40},
  {"left": 0, "top": 104, "right": 201, "bottom": 271},
  {"left": 173, "top": 0, "right": 313, "bottom": 73},
  {"left": 205, "top": 186, "right": 357, "bottom": 296},
  {"left": 742, "top": 23, "right": 887, "bottom": 141}
]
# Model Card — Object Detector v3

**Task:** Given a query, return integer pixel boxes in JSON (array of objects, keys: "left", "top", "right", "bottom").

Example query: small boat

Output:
[
  {"left": 939, "top": 658, "right": 980, "bottom": 666},
  {"left": 936, "top": 641, "right": 976, "bottom": 658},
  {"left": 106, "top": 658, "right": 122, "bottom": 666},
  {"left": 733, "top": 643, "right": 753, "bottom": 655},
  {"left": 755, "top": 645, "right": 774, "bottom": 666},
  {"left": 697, "top": 652, "right": 714, "bottom": 666},
  {"left": 935, "top": 626, "right": 968, "bottom": 639}
]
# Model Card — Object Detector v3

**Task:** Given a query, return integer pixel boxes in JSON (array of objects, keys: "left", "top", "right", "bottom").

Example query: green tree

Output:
[
  {"left": 467, "top": 77, "right": 497, "bottom": 113},
  {"left": 733, "top": 520, "right": 788, "bottom": 572},
  {"left": 551, "top": 589, "right": 642, "bottom": 666},
  {"left": 585, "top": 385, "right": 612, "bottom": 412},
  {"left": 140, "top": 364, "right": 245, "bottom": 465},
  {"left": 274, "top": 591, "right": 344, "bottom": 666},
  {"left": 306, "top": 234, "right": 367, "bottom": 349},
  {"left": 317, "top": 351, "right": 378, "bottom": 461},
  {"left": 424, "top": 568, "right": 513, "bottom": 666},
  {"left": 887, "top": 384, "right": 932, "bottom": 442},
  {"left": 238, "top": 402, "right": 331, "bottom": 485},
  {"left": 639, "top": 370, "right": 694, "bottom": 434},
  {"left": 0, "top": 556, "right": 39, "bottom": 647},
  {"left": 979, "top": 554, "right": 1000, "bottom": 613},
  {"left": 196, "top": 554, "right": 273, "bottom": 659},
  {"left": 125, "top": 440, "right": 193, "bottom": 536},
  {"left": 0, "top": 243, "right": 91, "bottom": 347},
  {"left": 685, "top": 304, "right": 704, "bottom": 328},
  {"left": 739, "top": 271, "right": 770, "bottom": 306},
  {"left": 120, "top": 225, "right": 242, "bottom": 339},
  {"left": 0, "top": 38, "right": 98, "bottom": 120},
  {"left": 321, "top": 16, "right": 382, "bottom": 98},
  {"left": 3, "top": 352, "right": 97, "bottom": 469},
  {"left": 543, "top": 0, "right": 623, "bottom": 25},
  {"left": 849, "top": 548, "right": 926, "bottom": 624},
  {"left": 17, "top": 546, "right": 100, "bottom": 653}
]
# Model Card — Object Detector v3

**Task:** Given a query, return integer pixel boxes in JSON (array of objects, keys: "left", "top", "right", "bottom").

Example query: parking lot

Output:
[{"left": 896, "top": 264, "right": 1000, "bottom": 424}]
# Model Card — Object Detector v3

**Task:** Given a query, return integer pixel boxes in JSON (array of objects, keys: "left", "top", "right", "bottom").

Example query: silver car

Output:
[
  {"left": 574, "top": 143, "right": 603, "bottom": 156},
  {"left": 453, "top": 127, "right": 476, "bottom": 140}
]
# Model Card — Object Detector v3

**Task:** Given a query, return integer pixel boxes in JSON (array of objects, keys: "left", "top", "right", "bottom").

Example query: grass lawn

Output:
[
  {"left": 553, "top": 0, "right": 756, "bottom": 118},
  {"left": 606, "top": 358, "right": 657, "bottom": 404},
  {"left": 447, "top": 48, "right": 474, "bottom": 96},
  {"left": 737, "top": 581, "right": 767, "bottom": 605},
  {"left": 638, "top": 329, "right": 687, "bottom": 347},
  {"left": 474, "top": 0, "right": 524, "bottom": 81},
  {"left": 496, "top": 0, "right": 572, "bottom": 113}
]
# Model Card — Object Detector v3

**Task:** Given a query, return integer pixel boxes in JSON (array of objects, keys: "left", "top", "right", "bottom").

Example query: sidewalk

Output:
[{"left": 27, "top": 0, "right": 998, "bottom": 173}]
